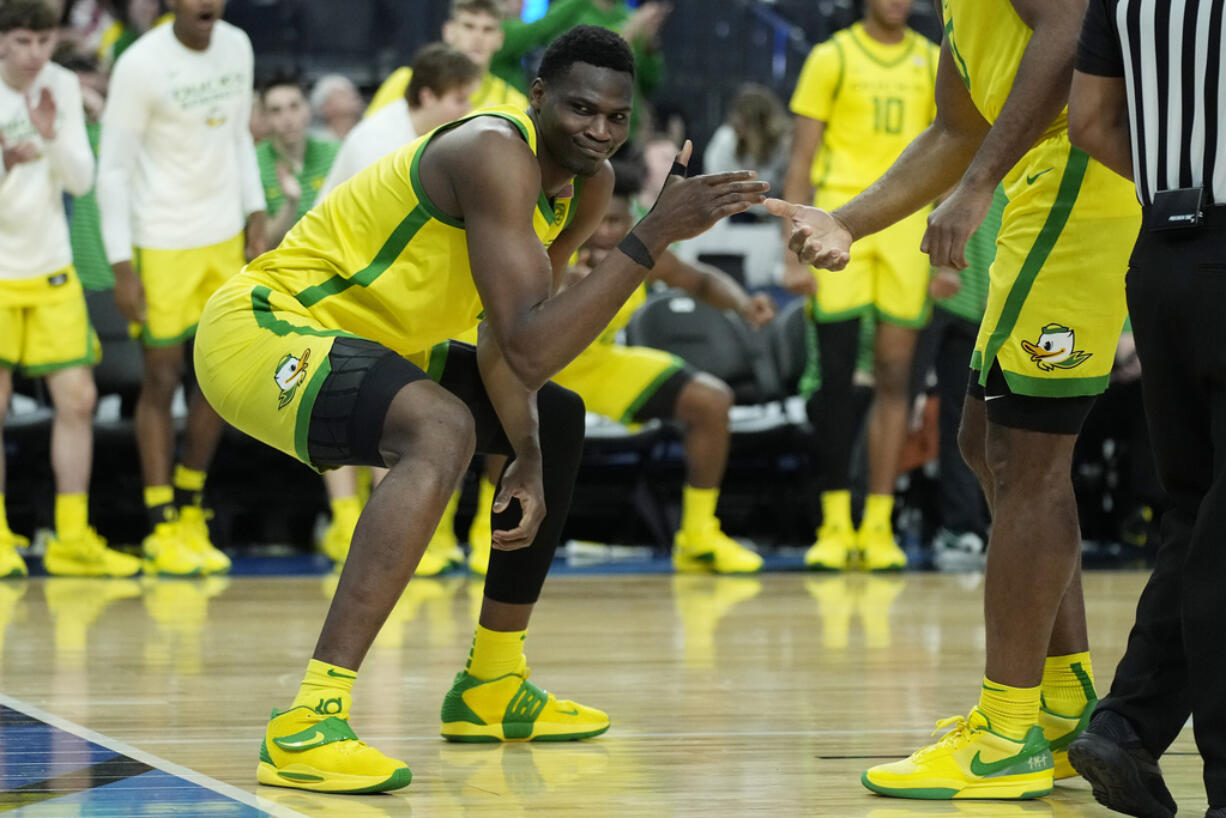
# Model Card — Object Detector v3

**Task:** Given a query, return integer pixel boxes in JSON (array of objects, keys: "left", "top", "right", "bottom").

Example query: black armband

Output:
[{"left": 617, "top": 230, "right": 656, "bottom": 269}]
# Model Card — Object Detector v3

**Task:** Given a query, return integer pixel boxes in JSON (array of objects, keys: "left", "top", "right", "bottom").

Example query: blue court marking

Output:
[{"left": 0, "top": 694, "right": 302, "bottom": 817}]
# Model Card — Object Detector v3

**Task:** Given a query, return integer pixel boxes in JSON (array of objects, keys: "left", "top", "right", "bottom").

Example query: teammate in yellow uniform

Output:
[
  {"left": 782, "top": 0, "right": 938, "bottom": 572},
  {"left": 366, "top": 0, "right": 527, "bottom": 118},
  {"left": 194, "top": 26, "right": 767, "bottom": 793},
  {"left": 446, "top": 161, "right": 774, "bottom": 577},
  {"left": 769, "top": 0, "right": 1138, "bottom": 800}
]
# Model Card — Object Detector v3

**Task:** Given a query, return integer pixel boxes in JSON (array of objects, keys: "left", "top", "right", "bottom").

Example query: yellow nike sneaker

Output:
[
  {"left": 142, "top": 521, "right": 203, "bottom": 577},
  {"left": 257, "top": 706, "right": 412, "bottom": 793},
  {"left": 320, "top": 507, "right": 359, "bottom": 565},
  {"left": 672, "top": 525, "right": 763, "bottom": 574},
  {"left": 416, "top": 524, "right": 464, "bottom": 577},
  {"left": 0, "top": 532, "right": 29, "bottom": 579},
  {"left": 440, "top": 664, "right": 610, "bottom": 742},
  {"left": 862, "top": 708, "right": 1054, "bottom": 800},
  {"left": 44, "top": 528, "right": 142, "bottom": 577},
  {"left": 859, "top": 525, "right": 907, "bottom": 571},
  {"left": 1039, "top": 697, "right": 1095, "bottom": 780},
  {"left": 467, "top": 511, "right": 492, "bottom": 577},
  {"left": 805, "top": 523, "right": 855, "bottom": 571},
  {"left": 178, "top": 507, "right": 231, "bottom": 575}
]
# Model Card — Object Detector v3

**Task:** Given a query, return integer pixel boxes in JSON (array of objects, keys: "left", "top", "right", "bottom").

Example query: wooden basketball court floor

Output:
[{"left": 0, "top": 568, "right": 1207, "bottom": 817}]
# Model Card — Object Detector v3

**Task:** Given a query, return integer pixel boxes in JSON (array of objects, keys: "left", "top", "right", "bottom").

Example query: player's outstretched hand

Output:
[
  {"left": 490, "top": 452, "right": 545, "bottom": 552},
  {"left": 765, "top": 198, "right": 852, "bottom": 271},
  {"left": 640, "top": 141, "right": 770, "bottom": 245}
]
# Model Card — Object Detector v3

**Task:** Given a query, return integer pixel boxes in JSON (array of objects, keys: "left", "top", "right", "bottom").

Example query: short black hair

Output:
[
  {"left": 609, "top": 157, "right": 644, "bottom": 199},
  {"left": 407, "top": 42, "right": 481, "bottom": 107},
  {"left": 259, "top": 71, "right": 307, "bottom": 103},
  {"left": 0, "top": 0, "right": 58, "bottom": 33},
  {"left": 537, "top": 24, "right": 635, "bottom": 84}
]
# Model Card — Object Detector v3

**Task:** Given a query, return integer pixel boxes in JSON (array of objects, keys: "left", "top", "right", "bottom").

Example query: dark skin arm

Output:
[
  {"left": 420, "top": 120, "right": 768, "bottom": 390},
  {"left": 651, "top": 252, "right": 775, "bottom": 327},
  {"left": 1068, "top": 70, "right": 1133, "bottom": 180}
]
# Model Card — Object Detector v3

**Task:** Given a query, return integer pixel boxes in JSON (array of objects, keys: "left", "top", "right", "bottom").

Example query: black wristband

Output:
[{"left": 618, "top": 230, "right": 656, "bottom": 269}]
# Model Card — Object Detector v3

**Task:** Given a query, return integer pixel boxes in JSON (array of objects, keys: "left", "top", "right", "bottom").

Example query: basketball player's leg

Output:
[{"left": 0, "top": 363, "right": 25, "bottom": 577}]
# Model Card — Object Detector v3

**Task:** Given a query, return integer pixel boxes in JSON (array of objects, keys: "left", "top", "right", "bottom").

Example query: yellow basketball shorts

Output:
[
  {"left": 453, "top": 326, "right": 686, "bottom": 424},
  {"left": 134, "top": 231, "right": 245, "bottom": 348},
  {"left": 971, "top": 133, "right": 1140, "bottom": 398},
  {"left": 553, "top": 342, "right": 686, "bottom": 424},
  {"left": 811, "top": 187, "right": 932, "bottom": 327},
  {"left": 0, "top": 266, "right": 101, "bottom": 375}
]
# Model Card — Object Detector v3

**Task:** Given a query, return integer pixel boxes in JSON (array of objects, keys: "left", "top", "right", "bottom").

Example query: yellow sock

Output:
[
  {"left": 978, "top": 677, "right": 1042, "bottom": 741},
  {"left": 466, "top": 625, "right": 526, "bottom": 680},
  {"left": 680, "top": 485, "right": 719, "bottom": 536},
  {"left": 821, "top": 490, "right": 853, "bottom": 530},
  {"left": 290, "top": 658, "right": 357, "bottom": 719},
  {"left": 329, "top": 494, "right": 362, "bottom": 523},
  {"left": 144, "top": 485, "right": 175, "bottom": 528},
  {"left": 54, "top": 494, "right": 89, "bottom": 540},
  {"left": 863, "top": 493, "right": 894, "bottom": 531},
  {"left": 173, "top": 465, "right": 207, "bottom": 509},
  {"left": 1042, "top": 652, "right": 1097, "bottom": 716}
]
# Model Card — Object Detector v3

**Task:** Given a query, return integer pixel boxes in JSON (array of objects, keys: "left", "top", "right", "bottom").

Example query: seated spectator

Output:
[
  {"left": 309, "top": 74, "right": 362, "bottom": 142},
  {"left": 703, "top": 83, "right": 790, "bottom": 215},
  {"left": 366, "top": 0, "right": 526, "bottom": 118}
]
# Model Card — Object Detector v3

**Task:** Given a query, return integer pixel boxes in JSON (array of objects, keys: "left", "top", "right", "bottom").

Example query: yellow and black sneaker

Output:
[
  {"left": 1039, "top": 695, "right": 1095, "bottom": 780},
  {"left": 805, "top": 522, "right": 855, "bottom": 571},
  {"left": 44, "top": 528, "right": 142, "bottom": 577},
  {"left": 862, "top": 707, "right": 1053, "bottom": 800},
  {"left": 440, "top": 665, "right": 609, "bottom": 743},
  {"left": 0, "top": 530, "right": 28, "bottom": 579},
  {"left": 257, "top": 706, "right": 411, "bottom": 793},
  {"left": 178, "top": 507, "right": 231, "bottom": 575},
  {"left": 672, "top": 525, "right": 763, "bottom": 574}
]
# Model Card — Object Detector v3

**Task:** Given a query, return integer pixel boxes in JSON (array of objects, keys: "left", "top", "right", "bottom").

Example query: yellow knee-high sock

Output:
[
  {"left": 680, "top": 485, "right": 719, "bottom": 537},
  {"left": 173, "top": 465, "right": 207, "bottom": 509},
  {"left": 54, "top": 494, "right": 89, "bottom": 540},
  {"left": 1042, "top": 652, "right": 1096, "bottom": 716},
  {"left": 821, "top": 490, "right": 853, "bottom": 531},
  {"left": 978, "top": 677, "right": 1042, "bottom": 741},
  {"left": 862, "top": 493, "right": 894, "bottom": 532},
  {"left": 291, "top": 658, "right": 357, "bottom": 719},
  {"left": 466, "top": 625, "right": 526, "bottom": 680}
]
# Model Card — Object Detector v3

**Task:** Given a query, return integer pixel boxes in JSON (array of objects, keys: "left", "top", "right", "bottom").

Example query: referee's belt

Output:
[{"left": 1141, "top": 202, "right": 1226, "bottom": 230}]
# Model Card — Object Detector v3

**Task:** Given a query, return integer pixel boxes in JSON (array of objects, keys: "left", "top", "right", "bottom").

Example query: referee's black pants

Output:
[{"left": 1098, "top": 212, "right": 1226, "bottom": 806}]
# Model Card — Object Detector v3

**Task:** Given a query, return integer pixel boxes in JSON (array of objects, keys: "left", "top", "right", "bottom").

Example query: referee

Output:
[{"left": 1069, "top": 3, "right": 1226, "bottom": 818}]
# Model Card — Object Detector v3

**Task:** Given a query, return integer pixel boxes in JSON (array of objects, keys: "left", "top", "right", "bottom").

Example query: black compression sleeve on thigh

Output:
[
  {"left": 805, "top": 317, "right": 861, "bottom": 492},
  {"left": 979, "top": 360, "right": 1096, "bottom": 435},
  {"left": 631, "top": 367, "right": 695, "bottom": 423},
  {"left": 482, "top": 383, "right": 586, "bottom": 605}
]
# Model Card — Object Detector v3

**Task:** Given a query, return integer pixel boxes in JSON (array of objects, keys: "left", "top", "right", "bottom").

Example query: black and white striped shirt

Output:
[{"left": 1078, "top": 0, "right": 1226, "bottom": 206}]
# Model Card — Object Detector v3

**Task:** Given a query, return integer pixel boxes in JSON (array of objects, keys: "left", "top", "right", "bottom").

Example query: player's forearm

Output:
[
  {"left": 45, "top": 136, "right": 95, "bottom": 197},
  {"left": 96, "top": 127, "right": 139, "bottom": 264},
  {"left": 658, "top": 251, "right": 749, "bottom": 314},
  {"left": 959, "top": 24, "right": 1079, "bottom": 194},
  {"left": 477, "top": 326, "right": 541, "bottom": 460},
  {"left": 834, "top": 123, "right": 977, "bottom": 240},
  {"left": 1068, "top": 72, "right": 1134, "bottom": 181}
]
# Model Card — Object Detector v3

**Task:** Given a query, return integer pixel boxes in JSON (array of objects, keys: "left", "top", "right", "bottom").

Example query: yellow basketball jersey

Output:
[
  {"left": 366, "top": 68, "right": 529, "bottom": 118},
  {"left": 790, "top": 23, "right": 938, "bottom": 193},
  {"left": 243, "top": 105, "right": 578, "bottom": 358},
  {"left": 941, "top": 0, "right": 1067, "bottom": 140}
]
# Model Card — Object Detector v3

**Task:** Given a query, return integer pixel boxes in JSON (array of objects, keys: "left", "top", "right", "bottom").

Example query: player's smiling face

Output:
[{"left": 531, "top": 62, "right": 633, "bottom": 177}]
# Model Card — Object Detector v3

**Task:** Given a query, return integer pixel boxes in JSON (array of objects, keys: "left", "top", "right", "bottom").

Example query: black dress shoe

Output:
[{"left": 1068, "top": 709, "right": 1177, "bottom": 818}]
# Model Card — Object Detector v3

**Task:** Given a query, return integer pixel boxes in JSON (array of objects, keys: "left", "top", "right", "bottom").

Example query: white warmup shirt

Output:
[
  {"left": 97, "top": 20, "right": 264, "bottom": 262},
  {"left": 0, "top": 62, "right": 93, "bottom": 280},
  {"left": 317, "top": 98, "right": 417, "bottom": 200}
]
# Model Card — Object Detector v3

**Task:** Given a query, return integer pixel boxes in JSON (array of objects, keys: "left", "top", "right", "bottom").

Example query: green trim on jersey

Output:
[
  {"left": 293, "top": 205, "right": 432, "bottom": 308},
  {"left": 978, "top": 148, "right": 1089, "bottom": 387},
  {"left": 619, "top": 358, "right": 685, "bottom": 424},
  {"left": 293, "top": 356, "right": 333, "bottom": 465},
  {"left": 847, "top": 27, "right": 918, "bottom": 69},
  {"left": 21, "top": 332, "right": 101, "bottom": 376},
  {"left": 971, "top": 350, "right": 1110, "bottom": 397},
  {"left": 252, "top": 286, "right": 358, "bottom": 339},
  {"left": 427, "top": 341, "right": 450, "bottom": 382}
]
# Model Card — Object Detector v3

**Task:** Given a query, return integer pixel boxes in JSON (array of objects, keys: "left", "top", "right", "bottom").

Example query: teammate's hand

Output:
[
  {"left": 245, "top": 211, "right": 268, "bottom": 259},
  {"left": 0, "top": 133, "right": 39, "bottom": 171},
  {"left": 637, "top": 141, "right": 770, "bottom": 248},
  {"left": 275, "top": 162, "right": 302, "bottom": 204},
  {"left": 112, "top": 260, "right": 147, "bottom": 323},
  {"left": 739, "top": 293, "right": 776, "bottom": 328},
  {"left": 929, "top": 268, "right": 961, "bottom": 300},
  {"left": 921, "top": 182, "right": 993, "bottom": 271},
  {"left": 623, "top": 2, "right": 672, "bottom": 47},
  {"left": 490, "top": 451, "right": 545, "bottom": 551},
  {"left": 765, "top": 197, "right": 852, "bottom": 271},
  {"left": 27, "top": 88, "right": 57, "bottom": 140},
  {"left": 782, "top": 255, "right": 817, "bottom": 296}
]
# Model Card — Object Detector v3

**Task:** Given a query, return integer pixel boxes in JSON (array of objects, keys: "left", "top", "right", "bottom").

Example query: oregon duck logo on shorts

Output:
[
  {"left": 274, "top": 348, "right": 311, "bottom": 409},
  {"left": 1020, "top": 324, "right": 1092, "bottom": 372}
]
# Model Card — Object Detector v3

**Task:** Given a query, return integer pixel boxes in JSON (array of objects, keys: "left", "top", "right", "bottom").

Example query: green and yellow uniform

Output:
[
  {"left": 791, "top": 22, "right": 939, "bottom": 326},
  {"left": 0, "top": 267, "right": 101, "bottom": 375},
  {"left": 943, "top": 0, "right": 1140, "bottom": 397},
  {"left": 256, "top": 137, "right": 340, "bottom": 224},
  {"left": 194, "top": 105, "right": 576, "bottom": 466},
  {"left": 366, "top": 70, "right": 528, "bottom": 119}
]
